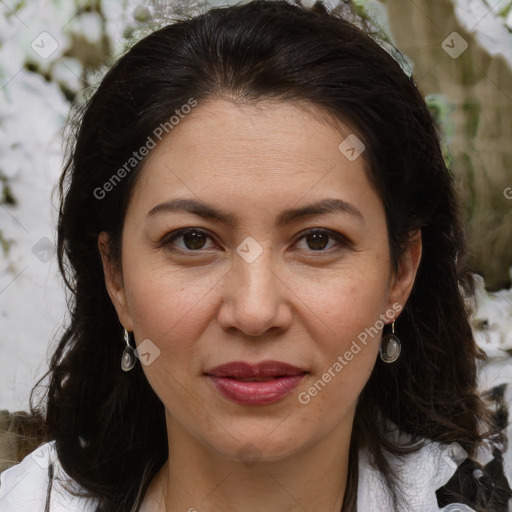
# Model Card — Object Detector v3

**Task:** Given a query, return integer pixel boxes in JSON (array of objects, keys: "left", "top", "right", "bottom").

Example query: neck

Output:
[{"left": 143, "top": 409, "right": 354, "bottom": 512}]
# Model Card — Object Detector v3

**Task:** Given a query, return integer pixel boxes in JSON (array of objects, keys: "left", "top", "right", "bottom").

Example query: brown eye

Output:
[
  {"left": 295, "top": 229, "right": 350, "bottom": 252},
  {"left": 181, "top": 230, "right": 208, "bottom": 250},
  {"left": 164, "top": 228, "right": 215, "bottom": 252},
  {"left": 304, "top": 232, "right": 330, "bottom": 250}
]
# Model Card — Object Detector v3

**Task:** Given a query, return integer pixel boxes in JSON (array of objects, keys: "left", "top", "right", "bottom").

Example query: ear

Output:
[
  {"left": 98, "top": 231, "right": 134, "bottom": 331},
  {"left": 388, "top": 229, "right": 422, "bottom": 317}
]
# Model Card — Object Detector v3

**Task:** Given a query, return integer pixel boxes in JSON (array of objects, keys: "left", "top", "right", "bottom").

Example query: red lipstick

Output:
[{"left": 204, "top": 360, "right": 307, "bottom": 405}]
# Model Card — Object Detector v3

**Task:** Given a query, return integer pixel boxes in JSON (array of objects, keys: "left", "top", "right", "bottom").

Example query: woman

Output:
[{"left": 0, "top": 1, "right": 511, "bottom": 511}]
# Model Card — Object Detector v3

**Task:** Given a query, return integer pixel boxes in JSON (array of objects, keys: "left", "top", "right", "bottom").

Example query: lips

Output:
[
  {"left": 204, "top": 360, "right": 308, "bottom": 405},
  {"left": 205, "top": 360, "right": 307, "bottom": 379}
]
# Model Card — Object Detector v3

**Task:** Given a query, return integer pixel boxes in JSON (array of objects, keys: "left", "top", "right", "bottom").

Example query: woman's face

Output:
[{"left": 99, "top": 98, "right": 420, "bottom": 463}]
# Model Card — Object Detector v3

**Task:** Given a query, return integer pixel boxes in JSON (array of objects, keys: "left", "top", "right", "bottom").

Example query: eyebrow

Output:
[{"left": 147, "top": 197, "right": 365, "bottom": 227}]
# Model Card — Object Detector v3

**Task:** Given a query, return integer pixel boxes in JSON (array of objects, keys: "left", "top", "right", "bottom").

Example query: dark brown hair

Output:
[{"left": 18, "top": 1, "right": 502, "bottom": 510}]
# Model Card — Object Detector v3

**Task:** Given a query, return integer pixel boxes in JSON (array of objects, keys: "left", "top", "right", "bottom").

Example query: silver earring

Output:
[
  {"left": 121, "top": 329, "right": 137, "bottom": 372},
  {"left": 380, "top": 320, "right": 401, "bottom": 363}
]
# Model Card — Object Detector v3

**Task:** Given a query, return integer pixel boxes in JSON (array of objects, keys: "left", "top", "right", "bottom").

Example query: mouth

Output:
[
  {"left": 204, "top": 360, "right": 309, "bottom": 405},
  {"left": 223, "top": 376, "right": 289, "bottom": 381},
  {"left": 204, "top": 360, "right": 308, "bottom": 379}
]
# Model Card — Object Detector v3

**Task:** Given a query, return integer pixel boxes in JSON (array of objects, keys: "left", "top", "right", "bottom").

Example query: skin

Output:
[{"left": 98, "top": 98, "right": 422, "bottom": 512}]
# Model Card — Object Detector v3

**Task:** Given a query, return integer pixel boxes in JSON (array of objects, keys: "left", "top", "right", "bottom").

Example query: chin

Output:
[{"left": 204, "top": 427, "right": 312, "bottom": 465}]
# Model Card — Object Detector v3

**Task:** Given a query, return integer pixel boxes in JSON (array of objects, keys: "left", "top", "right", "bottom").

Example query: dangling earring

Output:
[
  {"left": 380, "top": 320, "right": 401, "bottom": 363},
  {"left": 121, "top": 328, "right": 137, "bottom": 372}
]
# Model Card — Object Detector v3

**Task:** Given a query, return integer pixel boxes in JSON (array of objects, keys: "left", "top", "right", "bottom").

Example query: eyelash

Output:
[{"left": 160, "top": 227, "right": 351, "bottom": 255}]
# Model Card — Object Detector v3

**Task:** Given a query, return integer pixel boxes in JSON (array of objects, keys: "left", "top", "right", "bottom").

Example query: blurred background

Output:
[{"left": 1, "top": 0, "right": 511, "bottom": 413}]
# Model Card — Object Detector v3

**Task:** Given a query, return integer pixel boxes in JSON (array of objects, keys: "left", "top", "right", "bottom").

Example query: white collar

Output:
[{"left": 356, "top": 430, "right": 498, "bottom": 512}]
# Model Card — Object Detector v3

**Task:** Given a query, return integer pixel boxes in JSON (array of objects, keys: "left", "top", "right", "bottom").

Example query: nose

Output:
[{"left": 217, "top": 243, "right": 292, "bottom": 338}]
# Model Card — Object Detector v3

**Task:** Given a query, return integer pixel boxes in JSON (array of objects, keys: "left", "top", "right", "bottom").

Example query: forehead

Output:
[
  {"left": 146, "top": 98, "right": 359, "bottom": 163},
  {"left": 127, "top": 98, "right": 381, "bottom": 224}
]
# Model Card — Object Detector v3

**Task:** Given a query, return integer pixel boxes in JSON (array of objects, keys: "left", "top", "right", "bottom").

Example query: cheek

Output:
[
  {"left": 122, "top": 268, "right": 209, "bottom": 413},
  {"left": 304, "top": 266, "right": 390, "bottom": 343},
  {"left": 297, "top": 286, "right": 381, "bottom": 425},
  {"left": 296, "top": 268, "right": 388, "bottom": 403},
  {"left": 122, "top": 241, "right": 213, "bottom": 341}
]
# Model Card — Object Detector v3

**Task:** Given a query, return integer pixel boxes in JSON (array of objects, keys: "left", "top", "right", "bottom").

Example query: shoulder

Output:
[
  {"left": 358, "top": 304, "right": 512, "bottom": 512},
  {"left": 358, "top": 438, "right": 476, "bottom": 511},
  {"left": 0, "top": 440, "right": 99, "bottom": 512},
  {"left": 358, "top": 428, "right": 512, "bottom": 512}
]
